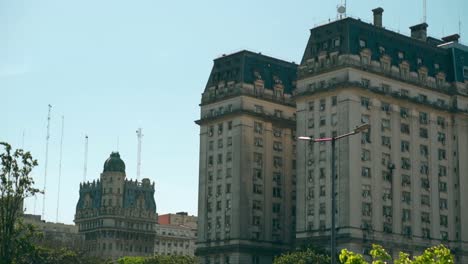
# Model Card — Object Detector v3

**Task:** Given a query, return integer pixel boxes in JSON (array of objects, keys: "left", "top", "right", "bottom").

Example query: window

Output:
[
  {"left": 218, "top": 139, "right": 223, "bottom": 148},
  {"left": 361, "top": 149, "right": 371, "bottom": 161},
  {"left": 273, "top": 128, "right": 282, "bottom": 137},
  {"left": 420, "top": 145, "right": 428, "bottom": 157},
  {"left": 308, "top": 118, "right": 314, "bottom": 129},
  {"left": 401, "top": 123, "right": 410, "bottom": 134},
  {"left": 273, "top": 173, "right": 281, "bottom": 185},
  {"left": 419, "top": 112, "right": 428, "bottom": 124},
  {"left": 362, "top": 203, "right": 372, "bottom": 217},
  {"left": 361, "top": 79, "right": 370, "bottom": 88},
  {"left": 418, "top": 94, "right": 428, "bottom": 103},
  {"left": 402, "top": 191, "right": 411, "bottom": 204},
  {"left": 361, "top": 114, "right": 370, "bottom": 124},
  {"left": 273, "top": 187, "right": 282, "bottom": 198},
  {"left": 254, "top": 137, "right": 263, "bottom": 147},
  {"left": 253, "top": 169, "right": 262, "bottom": 180},
  {"left": 319, "top": 203, "right": 326, "bottom": 214},
  {"left": 440, "top": 199, "right": 448, "bottom": 210},
  {"left": 400, "top": 107, "right": 409, "bottom": 118},
  {"left": 383, "top": 206, "right": 392, "bottom": 217},
  {"left": 273, "top": 141, "right": 282, "bottom": 152},
  {"left": 403, "top": 226, "right": 412, "bottom": 237},
  {"left": 320, "top": 185, "right": 326, "bottom": 197},
  {"left": 361, "top": 130, "right": 370, "bottom": 144},
  {"left": 439, "top": 181, "right": 447, "bottom": 193},
  {"left": 401, "top": 141, "right": 410, "bottom": 152},
  {"left": 419, "top": 128, "right": 428, "bottom": 138},
  {"left": 362, "top": 185, "right": 371, "bottom": 198},
  {"left": 381, "top": 136, "right": 390, "bottom": 147},
  {"left": 381, "top": 119, "right": 390, "bottom": 130},
  {"left": 254, "top": 153, "right": 262, "bottom": 166},
  {"left": 274, "top": 110, "right": 283, "bottom": 118},
  {"left": 438, "top": 149, "right": 446, "bottom": 160},
  {"left": 361, "top": 97, "right": 370, "bottom": 108},
  {"left": 319, "top": 116, "right": 326, "bottom": 126},
  {"left": 217, "top": 154, "right": 223, "bottom": 164},
  {"left": 253, "top": 184, "right": 263, "bottom": 194},
  {"left": 334, "top": 38, "right": 341, "bottom": 47},
  {"left": 208, "top": 156, "right": 214, "bottom": 166},
  {"left": 421, "top": 195, "right": 430, "bottom": 206},
  {"left": 439, "top": 166, "right": 447, "bottom": 177},
  {"left": 252, "top": 216, "right": 260, "bottom": 226},
  {"left": 422, "top": 228, "right": 431, "bottom": 239},
  {"left": 226, "top": 184, "right": 231, "bottom": 194},
  {"left": 382, "top": 153, "right": 391, "bottom": 166},
  {"left": 252, "top": 200, "right": 262, "bottom": 210},
  {"left": 402, "top": 209, "right": 411, "bottom": 221},
  {"left": 401, "top": 158, "right": 411, "bottom": 170},
  {"left": 421, "top": 178, "right": 430, "bottom": 189},
  {"left": 437, "top": 117, "right": 446, "bottom": 128},
  {"left": 421, "top": 212, "right": 430, "bottom": 223},
  {"left": 218, "top": 123, "right": 223, "bottom": 135},
  {"left": 254, "top": 122, "right": 263, "bottom": 134},
  {"left": 216, "top": 201, "right": 222, "bottom": 211},
  {"left": 381, "top": 102, "right": 391, "bottom": 112},
  {"left": 208, "top": 141, "right": 214, "bottom": 151},
  {"left": 227, "top": 137, "right": 232, "bottom": 146},
  {"left": 319, "top": 168, "right": 326, "bottom": 179},
  {"left": 226, "top": 152, "right": 232, "bottom": 162},
  {"left": 332, "top": 96, "right": 337, "bottom": 106},
  {"left": 319, "top": 99, "right": 326, "bottom": 111},
  {"left": 308, "top": 101, "right": 314, "bottom": 111},
  {"left": 437, "top": 132, "right": 446, "bottom": 144},
  {"left": 273, "top": 157, "right": 283, "bottom": 168},
  {"left": 402, "top": 175, "right": 411, "bottom": 187},
  {"left": 362, "top": 167, "right": 371, "bottom": 178},
  {"left": 228, "top": 121, "right": 233, "bottom": 130},
  {"left": 273, "top": 203, "right": 281, "bottom": 213},
  {"left": 383, "top": 170, "right": 392, "bottom": 182}
]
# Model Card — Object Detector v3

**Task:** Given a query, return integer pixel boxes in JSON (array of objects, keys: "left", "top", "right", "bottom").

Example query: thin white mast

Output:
[
  {"left": 136, "top": 128, "right": 143, "bottom": 180},
  {"left": 42, "top": 104, "right": 52, "bottom": 220},
  {"left": 55, "top": 116, "right": 64, "bottom": 223}
]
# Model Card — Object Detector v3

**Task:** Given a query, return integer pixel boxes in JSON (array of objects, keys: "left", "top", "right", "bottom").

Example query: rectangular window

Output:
[
  {"left": 273, "top": 141, "right": 283, "bottom": 152},
  {"left": 439, "top": 181, "right": 447, "bottom": 193},
  {"left": 273, "top": 187, "right": 282, "bottom": 198},
  {"left": 273, "top": 128, "right": 282, "bottom": 137},
  {"left": 308, "top": 101, "right": 314, "bottom": 111},
  {"left": 419, "top": 112, "right": 428, "bottom": 124},
  {"left": 420, "top": 145, "right": 428, "bottom": 157},
  {"left": 400, "top": 107, "right": 409, "bottom": 118},
  {"left": 440, "top": 199, "right": 448, "bottom": 210},
  {"left": 421, "top": 195, "right": 430, "bottom": 206},
  {"left": 361, "top": 78, "right": 370, "bottom": 87},
  {"left": 218, "top": 123, "right": 223, "bottom": 135},
  {"left": 254, "top": 137, "right": 263, "bottom": 147},
  {"left": 362, "top": 203, "right": 372, "bottom": 217},
  {"left": 218, "top": 139, "right": 223, "bottom": 148},
  {"left": 308, "top": 118, "right": 314, "bottom": 129},
  {"left": 402, "top": 191, "right": 411, "bottom": 204},
  {"left": 402, "top": 174, "right": 411, "bottom": 187},
  {"left": 361, "top": 97, "right": 370, "bottom": 108},
  {"left": 419, "top": 128, "right": 428, "bottom": 138},
  {"left": 401, "top": 158, "right": 411, "bottom": 170},
  {"left": 438, "top": 149, "right": 446, "bottom": 160},
  {"left": 332, "top": 96, "right": 337, "bottom": 106},
  {"left": 319, "top": 116, "right": 326, "bottom": 126},
  {"left": 381, "top": 102, "right": 391, "bottom": 112},
  {"left": 361, "top": 114, "right": 370, "bottom": 124},
  {"left": 254, "top": 122, "right": 263, "bottom": 134},
  {"left": 361, "top": 149, "right": 371, "bottom": 161},
  {"left": 437, "top": 117, "right": 446, "bottom": 128},
  {"left": 401, "top": 140, "right": 410, "bottom": 152},
  {"left": 362, "top": 185, "right": 371, "bottom": 198},
  {"left": 362, "top": 167, "right": 371, "bottom": 178},
  {"left": 331, "top": 114, "right": 337, "bottom": 126},
  {"left": 273, "top": 157, "right": 283, "bottom": 168},
  {"left": 402, "top": 209, "right": 411, "bottom": 221},
  {"left": 319, "top": 99, "right": 326, "bottom": 111},
  {"left": 401, "top": 123, "right": 410, "bottom": 134},
  {"left": 437, "top": 132, "right": 446, "bottom": 144},
  {"left": 253, "top": 184, "right": 263, "bottom": 194},
  {"left": 438, "top": 166, "right": 447, "bottom": 177},
  {"left": 381, "top": 136, "right": 391, "bottom": 148},
  {"left": 227, "top": 137, "right": 232, "bottom": 146},
  {"left": 254, "top": 105, "right": 263, "bottom": 113},
  {"left": 228, "top": 121, "right": 233, "bottom": 130},
  {"left": 381, "top": 119, "right": 391, "bottom": 130}
]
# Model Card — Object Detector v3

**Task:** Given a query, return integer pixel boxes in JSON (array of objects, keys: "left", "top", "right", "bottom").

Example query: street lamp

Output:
[{"left": 299, "top": 123, "right": 370, "bottom": 264}]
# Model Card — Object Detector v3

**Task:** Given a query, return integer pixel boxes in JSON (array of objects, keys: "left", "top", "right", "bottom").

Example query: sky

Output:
[{"left": 2, "top": 0, "right": 467, "bottom": 225}]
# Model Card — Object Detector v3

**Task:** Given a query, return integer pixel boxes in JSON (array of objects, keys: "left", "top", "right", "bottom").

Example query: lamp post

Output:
[{"left": 299, "top": 123, "right": 370, "bottom": 264}]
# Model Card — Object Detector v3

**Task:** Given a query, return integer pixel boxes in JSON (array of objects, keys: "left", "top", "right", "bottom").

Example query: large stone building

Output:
[
  {"left": 154, "top": 212, "right": 197, "bottom": 256},
  {"left": 22, "top": 214, "right": 82, "bottom": 249},
  {"left": 74, "top": 152, "right": 158, "bottom": 259},
  {"left": 196, "top": 7, "right": 468, "bottom": 264},
  {"left": 195, "top": 51, "right": 298, "bottom": 263}
]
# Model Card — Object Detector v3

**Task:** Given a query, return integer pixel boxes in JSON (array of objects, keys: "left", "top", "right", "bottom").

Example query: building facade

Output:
[
  {"left": 74, "top": 152, "right": 158, "bottom": 259},
  {"left": 294, "top": 8, "right": 468, "bottom": 262},
  {"left": 197, "top": 7, "right": 468, "bottom": 263},
  {"left": 154, "top": 213, "right": 197, "bottom": 256},
  {"left": 195, "top": 51, "right": 298, "bottom": 264},
  {"left": 23, "top": 214, "right": 82, "bottom": 249}
]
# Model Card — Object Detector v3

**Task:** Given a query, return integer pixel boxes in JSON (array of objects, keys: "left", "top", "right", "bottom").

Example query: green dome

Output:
[{"left": 103, "top": 152, "right": 126, "bottom": 173}]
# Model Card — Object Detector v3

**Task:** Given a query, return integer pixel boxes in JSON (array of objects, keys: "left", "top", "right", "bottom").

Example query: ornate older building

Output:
[
  {"left": 196, "top": 7, "right": 468, "bottom": 264},
  {"left": 196, "top": 51, "right": 298, "bottom": 264},
  {"left": 75, "top": 152, "right": 157, "bottom": 259}
]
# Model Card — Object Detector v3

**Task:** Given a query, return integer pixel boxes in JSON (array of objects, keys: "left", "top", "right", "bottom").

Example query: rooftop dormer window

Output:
[
  {"left": 398, "top": 52, "right": 404, "bottom": 59},
  {"left": 334, "top": 38, "right": 340, "bottom": 47},
  {"left": 379, "top": 46, "right": 385, "bottom": 54}
]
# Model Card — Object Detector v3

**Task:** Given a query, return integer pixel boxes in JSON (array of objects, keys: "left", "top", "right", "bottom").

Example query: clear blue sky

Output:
[{"left": 3, "top": 0, "right": 466, "bottom": 224}]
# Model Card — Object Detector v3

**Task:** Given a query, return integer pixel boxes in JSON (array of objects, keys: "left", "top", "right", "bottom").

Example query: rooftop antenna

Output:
[
  {"left": 336, "top": 0, "right": 346, "bottom": 19},
  {"left": 83, "top": 135, "right": 88, "bottom": 182},
  {"left": 42, "top": 104, "right": 52, "bottom": 220},
  {"left": 423, "top": 0, "right": 427, "bottom": 23},
  {"left": 136, "top": 128, "right": 143, "bottom": 180},
  {"left": 55, "top": 116, "right": 64, "bottom": 223}
]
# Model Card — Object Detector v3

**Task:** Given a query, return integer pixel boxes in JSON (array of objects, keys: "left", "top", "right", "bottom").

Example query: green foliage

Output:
[
  {"left": 0, "top": 142, "right": 41, "bottom": 264},
  {"left": 339, "top": 244, "right": 454, "bottom": 264},
  {"left": 273, "top": 248, "right": 330, "bottom": 264},
  {"left": 117, "top": 255, "right": 197, "bottom": 264}
]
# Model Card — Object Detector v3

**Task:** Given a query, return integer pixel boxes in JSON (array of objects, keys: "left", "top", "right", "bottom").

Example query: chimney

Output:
[
  {"left": 442, "top": 34, "right": 460, "bottom": 43},
  {"left": 410, "top": 23, "right": 429, "bottom": 42},
  {"left": 372, "top": 7, "right": 384, "bottom": 27}
]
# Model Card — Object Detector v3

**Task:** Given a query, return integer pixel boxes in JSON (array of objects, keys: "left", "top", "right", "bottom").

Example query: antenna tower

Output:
[
  {"left": 136, "top": 128, "right": 143, "bottom": 180},
  {"left": 423, "top": 0, "right": 427, "bottom": 23},
  {"left": 42, "top": 104, "right": 52, "bottom": 220},
  {"left": 83, "top": 135, "right": 88, "bottom": 182},
  {"left": 55, "top": 116, "right": 64, "bottom": 223}
]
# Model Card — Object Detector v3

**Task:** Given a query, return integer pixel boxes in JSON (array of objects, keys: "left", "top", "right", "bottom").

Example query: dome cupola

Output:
[{"left": 103, "top": 152, "right": 126, "bottom": 173}]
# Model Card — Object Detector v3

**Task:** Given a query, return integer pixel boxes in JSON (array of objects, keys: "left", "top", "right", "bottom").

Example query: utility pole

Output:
[
  {"left": 55, "top": 116, "right": 64, "bottom": 223},
  {"left": 42, "top": 104, "right": 52, "bottom": 220}
]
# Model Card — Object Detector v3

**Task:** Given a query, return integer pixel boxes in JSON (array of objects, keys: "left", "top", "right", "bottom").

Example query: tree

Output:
[
  {"left": 273, "top": 248, "right": 331, "bottom": 264},
  {"left": 339, "top": 244, "right": 454, "bottom": 264},
  {"left": 0, "top": 142, "right": 41, "bottom": 264}
]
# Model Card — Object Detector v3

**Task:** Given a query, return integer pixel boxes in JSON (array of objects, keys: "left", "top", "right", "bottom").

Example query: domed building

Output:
[{"left": 75, "top": 152, "right": 157, "bottom": 259}]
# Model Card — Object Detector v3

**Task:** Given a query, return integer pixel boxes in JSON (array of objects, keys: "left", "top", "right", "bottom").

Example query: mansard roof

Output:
[{"left": 205, "top": 50, "right": 297, "bottom": 94}]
